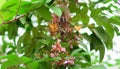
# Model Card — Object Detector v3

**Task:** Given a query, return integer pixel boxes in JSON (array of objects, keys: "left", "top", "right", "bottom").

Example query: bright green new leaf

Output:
[
  {"left": 31, "top": 0, "right": 37, "bottom": 2},
  {"left": 0, "top": 54, "right": 18, "bottom": 59},
  {"left": 1, "top": 0, "right": 18, "bottom": 10},
  {"left": 0, "top": 0, "right": 6, "bottom": 9},
  {"left": 45, "top": 0, "right": 51, "bottom": 3},
  {"left": 49, "top": 6, "right": 62, "bottom": 17},
  {"left": 0, "top": 10, "right": 16, "bottom": 24},
  {"left": 19, "top": 56, "right": 32, "bottom": 63},
  {"left": 1, "top": 54, "right": 20, "bottom": 69}
]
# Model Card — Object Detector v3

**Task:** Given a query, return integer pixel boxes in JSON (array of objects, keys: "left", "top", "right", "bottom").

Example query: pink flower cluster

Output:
[
  {"left": 50, "top": 43, "right": 66, "bottom": 57},
  {"left": 50, "top": 40, "right": 75, "bottom": 66}
]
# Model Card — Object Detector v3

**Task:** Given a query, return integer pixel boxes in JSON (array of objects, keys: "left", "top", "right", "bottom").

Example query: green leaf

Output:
[
  {"left": 78, "top": 3, "right": 89, "bottom": 25},
  {"left": 31, "top": 0, "right": 38, "bottom": 2},
  {"left": 49, "top": 6, "right": 62, "bottom": 17},
  {"left": 71, "top": 3, "right": 89, "bottom": 25},
  {"left": 90, "top": 33, "right": 105, "bottom": 62},
  {"left": 61, "top": 42, "right": 70, "bottom": 47},
  {"left": 80, "top": 14, "right": 89, "bottom": 25},
  {"left": 82, "top": 33, "right": 91, "bottom": 42},
  {"left": 35, "top": 6, "right": 52, "bottom": 21},
  {"left": 17, "top": 31, "right": 31, "bottom": 53},
  {"left": 7, "top": 22, "right": 18, "bottom": 39},
  {"left": 72, "top": 14, "right": 81, "bottom": 25},
  {"left": 39, "top": 39, "right": 49, "bottom": 45},
  {"left": 31, "top": 27, "right": 40, "bottom": 38},
  {"left": 113, "top": 0, "right": 118, "bottom": 3},
  {"left": 1, "top": 54, "right": 20, "bottom": 69},
  {"left": 0, "top": 0, "right": 6, "bottom": 9},
  {"left": 114, "top": 26, "right": 120, "bottom": 36},
  {"left": 101, "top": 17, "right": 114, "bottom": 39},
  {"left": 79, "top": 39, "right": 88, "bottom": 51},
  {"left": 27, "top": 61, "right": 39, "bottom": 69},
  {"left": 0, "top": 54, "right": 18, "bottom": 59},
  {"left": 39, "top": 62, "right": 52, "bottom": 69},
  {"left": 69, "top": 1, "right": 80, "bottom": 13},
  {"left": 45, "top": 0, "right": 51, "bottom": 3},
  {"left": 1, "top": 0, "right": 18, "bottom": 9},
  {"left": 92, "top": 26, "right": 113, "bottom": 49},
  {"left": 0, "top": 24, "right": 8, "bottom": 35},
  {"left": 92, "top": 16, "right": 114, "bottom": 49},
  {"left": 0, "top": 0, "right": 45, "bottom": 23},
  {"left": 4, "top": 0, "right": 45, "bottom": 14},
  {"left": 0, "top": 10, "right": 16, "bottom": 23},
  {"left": 19, "top": 56, "right": 32, "bottom": 63},
  {"left": 109, "top": 16, "right": 120, "bottom": 26},
  {"left": 18, "top": 1, "right": 32, "bottom": 14},
  {"left": 0, "top": 55, "right": 33, "bottom": 69},
  {"left": 88, "top": 65, "right": 107, "bottom": 69},
  {"left": 71, "top": 49, "right": 82, "bottom": 56},
  {"left": 92, "top": 26, "right": 108, "bottom": 43}
]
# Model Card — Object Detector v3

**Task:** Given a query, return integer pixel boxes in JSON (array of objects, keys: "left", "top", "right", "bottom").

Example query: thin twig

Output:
[
  {"left": 0, "top": 0, "right": 22, "bottom": 26},
  {"left": 0, "top": 14, "right": 25, "bottom": 26},
  {"left": 0, "top": 0, "right": 44, "bottom": 26}
]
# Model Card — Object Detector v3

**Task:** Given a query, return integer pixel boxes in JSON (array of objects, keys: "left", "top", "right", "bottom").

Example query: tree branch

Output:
[
  {"left": 0, "top": 0, "right": 23, "bottom": 26},
  {"left": 0, "top": 0, "right": 43, "bottom": 26},
  {"left": 0, "top": 14, "right": 25, "bottom": 26}
]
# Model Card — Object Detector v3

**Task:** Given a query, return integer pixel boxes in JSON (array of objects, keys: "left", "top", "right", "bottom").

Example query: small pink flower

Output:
[
  {"left": 50, "top": 53, "right": 55, "bottom": 57},
  {"left": 56, "top": 43, "right": 61, "bottom": 48},
  {"left": 52, "top": 45, "right": 56, "bottom": 49},
  {"left": 61, "top": 47, "right": 66, "bottom": 52}
]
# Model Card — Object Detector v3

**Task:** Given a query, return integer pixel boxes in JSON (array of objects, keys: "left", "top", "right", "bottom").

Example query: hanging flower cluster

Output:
[
  {"left": 50, "top": 42, "right": 66, "bottom": 57},
  {"left": 50, "top": 40, "right": 75, "bottom": 66}
]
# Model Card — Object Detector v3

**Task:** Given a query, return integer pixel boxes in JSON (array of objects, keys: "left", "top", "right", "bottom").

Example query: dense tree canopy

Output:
[{"left": 0, "top": 0, "right": 120, "bottom": 69}]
